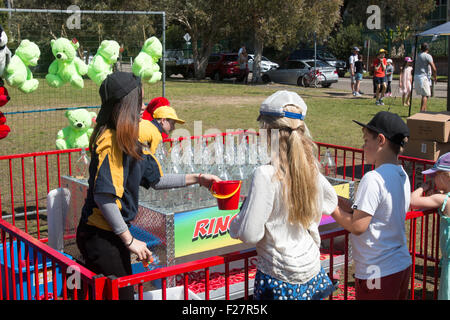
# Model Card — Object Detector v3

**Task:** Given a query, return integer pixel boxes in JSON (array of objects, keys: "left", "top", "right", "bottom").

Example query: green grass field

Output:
[{"left": 1, "top": 77, "right": 447, "bottom": 155}]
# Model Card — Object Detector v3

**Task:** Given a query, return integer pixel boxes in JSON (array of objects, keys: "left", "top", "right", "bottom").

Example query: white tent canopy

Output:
[{"left": 417, "top": 22, "right": 450, "bottom": 37}]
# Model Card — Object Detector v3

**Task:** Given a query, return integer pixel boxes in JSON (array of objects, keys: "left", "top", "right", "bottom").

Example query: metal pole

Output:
[
  {"left": 447, "top": 34, "right": 450, "bottom": 111},
  {"left": 314, "top": 32, "right": 317, "bottom": 74},
  {"left": 162, "top": 12, "right": 166, "bottom": 98},
  {"left": 409, "top": 35, "right": 418, "bottom": 117}
]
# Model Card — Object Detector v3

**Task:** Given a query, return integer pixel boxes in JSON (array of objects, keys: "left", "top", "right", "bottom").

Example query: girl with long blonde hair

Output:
[{"left": 230, "top": 90, "right": 338, "bottom": 300}]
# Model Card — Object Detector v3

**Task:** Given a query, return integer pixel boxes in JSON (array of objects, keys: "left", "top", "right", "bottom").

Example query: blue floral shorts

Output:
[{"left": 253, "top": 267, "right": 335, "bottom": 300}]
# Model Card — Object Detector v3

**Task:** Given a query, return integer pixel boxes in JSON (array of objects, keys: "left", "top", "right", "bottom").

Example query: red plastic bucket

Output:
[{"left": 210, "top": 180, "right": 242, "bottom": 210}]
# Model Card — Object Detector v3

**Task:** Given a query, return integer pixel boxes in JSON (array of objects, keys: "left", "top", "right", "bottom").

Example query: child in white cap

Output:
[
  {"left": 385, "top": 59, "right": 394, "bottom": 97},
  {"left": 411, "top": 152, "right": 450, "bottom": 300},
  {"left": 229, "top": 90, "right": 338, "bottom": 300}
]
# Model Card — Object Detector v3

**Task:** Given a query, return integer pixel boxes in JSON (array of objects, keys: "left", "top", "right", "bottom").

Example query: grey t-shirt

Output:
[{"left": 414, "top": 52, "right": 433, "bottom": 77}]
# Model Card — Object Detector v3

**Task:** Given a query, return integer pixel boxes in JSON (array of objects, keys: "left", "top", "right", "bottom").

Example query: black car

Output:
[{"left": 288, "top": 49, "right": 347, "bottom": 77}]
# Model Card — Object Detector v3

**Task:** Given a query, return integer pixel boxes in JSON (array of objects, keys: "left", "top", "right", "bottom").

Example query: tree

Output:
[
  {"left": 235, "top": 0, "right": 343, "bottom": 83},
  {"left": 158, "top": 0, "right": 232, "bottom": 79},
  {"left": 327, "top": 23, "right": 364, "bottom": 60},
  {"left": 342, "top": 0, "right": 435, "bottom": 31}
]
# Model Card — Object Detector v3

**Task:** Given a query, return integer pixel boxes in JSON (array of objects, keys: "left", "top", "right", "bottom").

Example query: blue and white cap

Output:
[{"left": 259, "top": 90, "right": 307, "bottom": 120}]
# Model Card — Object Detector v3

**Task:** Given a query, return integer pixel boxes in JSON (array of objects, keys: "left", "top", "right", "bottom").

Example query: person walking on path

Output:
[
  {"left": 373, "top": 49, "right": 387, "bottom": 106},
  {"left": 385, "top": 59, "right": 394, "bottom": 97},
  {"left": 414, "top": 42, "right": 437, "bottom": 112},
  {"left": 349, "top": 47, "right": 360, "bottom": 96},
  {"left": 399, "top": 57, "right": 413, "bottom": 107},
  {"left": 354, "top": 53, "right": 364, "bottom": 97}
]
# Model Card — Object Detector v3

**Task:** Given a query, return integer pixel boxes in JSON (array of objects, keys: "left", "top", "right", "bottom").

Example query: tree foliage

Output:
[
  {"left": 233, "top": 0, "right": 343, "bottom": 82},
  {"left": 156, "top": 0, "right": 233, "bottom": 79},
  {"left": 342, "top": 0, "right": 435, "bottom": 30}
]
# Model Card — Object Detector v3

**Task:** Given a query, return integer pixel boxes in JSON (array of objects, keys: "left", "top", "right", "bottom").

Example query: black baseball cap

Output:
[
  {"left": 97, "top": 72, "right": 142, "bottom": 125},
  {"left": 353, "top": 111, "right": 409, "bottom": 146}
]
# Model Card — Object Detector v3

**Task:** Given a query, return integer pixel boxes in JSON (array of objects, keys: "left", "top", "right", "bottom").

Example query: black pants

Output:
[{"left": 76, "top": 222, "right": 134, "bottom": 300}]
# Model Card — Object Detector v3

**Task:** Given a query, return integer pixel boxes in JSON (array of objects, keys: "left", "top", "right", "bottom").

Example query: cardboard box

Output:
[
  {"left": 403, "top": 139, "right": 450, "bottom": 161},
  {"left": 407, "top": 112, "right": 450, "bottom": 143}
]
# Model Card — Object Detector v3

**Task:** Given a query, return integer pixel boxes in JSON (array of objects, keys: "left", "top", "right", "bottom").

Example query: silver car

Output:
[{"left": 262, "top": 59, "right": 339, "bottom": 87}]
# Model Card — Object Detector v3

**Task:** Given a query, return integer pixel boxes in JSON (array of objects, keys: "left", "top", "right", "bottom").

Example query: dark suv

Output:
[{"left": 288, "top": 49, "right": 347, "bottom": 77}]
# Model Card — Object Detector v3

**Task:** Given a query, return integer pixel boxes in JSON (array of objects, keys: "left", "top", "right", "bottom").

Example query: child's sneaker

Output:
[
  {"left": 352, "top": 91, "right": 357, "bottom": 96},
  {"left": 379, "top": 99, "right": 385, "bottom": 105},
  {"left": 375, "top": 100, "right": 381, "bottom": 105}
]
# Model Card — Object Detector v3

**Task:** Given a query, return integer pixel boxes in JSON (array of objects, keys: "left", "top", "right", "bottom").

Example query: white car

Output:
[{"left": 247, "top": 54, "right": 279, "bottom": 73}]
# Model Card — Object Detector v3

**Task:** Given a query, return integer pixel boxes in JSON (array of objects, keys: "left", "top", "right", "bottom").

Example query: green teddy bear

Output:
[
  {"left": 5, "top": 39, "right": 41, "bottom": 93},
  {"left": 87, "top": 40, "right": 120, "bottom": 86},
  {"left": 46, "top": 37, "right": 88, "bottom": 89},
  {"left": 132, "top": 36, "right": 162, "bottom": 84},
  {"left": 56, "top": 108, "right": 97, "bottom": 150}
]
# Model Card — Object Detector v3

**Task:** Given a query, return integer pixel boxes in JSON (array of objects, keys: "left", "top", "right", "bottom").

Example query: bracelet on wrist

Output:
[{"left": 126, "top": 236, "right": 134, "bottom": 247}]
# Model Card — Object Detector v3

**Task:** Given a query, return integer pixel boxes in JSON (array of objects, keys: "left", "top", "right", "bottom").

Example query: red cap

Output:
[{"left": 142, "top": 96, "right": 170, "bottom": 121}]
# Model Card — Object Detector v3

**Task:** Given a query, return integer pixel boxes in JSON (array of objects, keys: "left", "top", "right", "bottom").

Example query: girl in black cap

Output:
[{"left": 76, "top": 72, "right": 220, "bottom": 299}]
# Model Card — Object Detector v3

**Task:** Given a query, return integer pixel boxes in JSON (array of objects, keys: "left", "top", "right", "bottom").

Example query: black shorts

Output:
[{"left": 374, "top": 76, "right": 386, "bottom": 85}]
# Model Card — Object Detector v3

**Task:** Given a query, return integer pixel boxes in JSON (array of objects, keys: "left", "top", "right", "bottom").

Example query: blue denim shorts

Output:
[{"left": 355, "top": 73, "right": 363, "bottom": 81}]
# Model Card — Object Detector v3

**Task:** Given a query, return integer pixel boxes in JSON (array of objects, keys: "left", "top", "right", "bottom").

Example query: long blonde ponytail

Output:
[{"left": 260, "top": 105, "right": 319, "bottom": 229}]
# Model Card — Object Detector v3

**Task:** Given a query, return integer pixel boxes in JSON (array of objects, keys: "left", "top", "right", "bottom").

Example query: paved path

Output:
[{"left": 335, "top": 77, "right": 447, "bottom": 98}]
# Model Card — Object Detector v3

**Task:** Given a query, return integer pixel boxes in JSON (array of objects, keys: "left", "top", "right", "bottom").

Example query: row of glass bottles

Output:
[
  {"left": 139, "top": 136, "right": 269, "bottom": 212},
  {"left": 72, "top": 139, "right": 337, "bottom": 213}
]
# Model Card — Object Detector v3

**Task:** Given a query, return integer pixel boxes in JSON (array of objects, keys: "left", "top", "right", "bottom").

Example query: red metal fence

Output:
[
  {"left": 0, "top": 132, "right": 442, "bottom": 300},
  {"left": 0, "top": 218, "right": 107, "bottom": 300}
]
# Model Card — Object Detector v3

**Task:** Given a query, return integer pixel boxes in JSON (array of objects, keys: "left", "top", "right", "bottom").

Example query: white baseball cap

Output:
[{"left": 259, "top": 90, "right": 307, "bottom": 120}]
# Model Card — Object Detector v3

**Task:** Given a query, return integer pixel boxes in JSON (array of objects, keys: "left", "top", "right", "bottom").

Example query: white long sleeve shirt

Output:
[{"left": 229, "top": 165, "right": 338, "bottom": 284}]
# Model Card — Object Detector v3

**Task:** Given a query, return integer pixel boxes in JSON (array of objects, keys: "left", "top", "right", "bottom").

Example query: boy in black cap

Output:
[{"left": 331, "top": 111, "right": 412, "bottom": 300}]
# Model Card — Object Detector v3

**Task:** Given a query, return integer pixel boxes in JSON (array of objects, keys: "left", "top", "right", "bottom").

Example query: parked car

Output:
[
  {"left": 288, "top": 49, "right": 346, "bottom": 77},
  {"left": 247, "top": 54, "right": 279, "bottom": 73},
  {"left": 204, "top": 53, "right": 242, "bottom": 80},
  {"left": 181, "top": 53, "right": 242, "bottom": 80},
  {"left": 262, "top": 59, "right": 338, "bottom": 87}
]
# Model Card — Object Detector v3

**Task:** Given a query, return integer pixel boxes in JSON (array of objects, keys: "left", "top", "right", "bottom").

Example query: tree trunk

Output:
[
  {"left": 191, "top": 32, "right": 214, "bottom": 80},
  {"left": 252, "top": 37, "right": 264, "bottom": 84}
]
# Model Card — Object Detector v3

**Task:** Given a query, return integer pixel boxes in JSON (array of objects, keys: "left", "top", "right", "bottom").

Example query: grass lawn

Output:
[{"left": 2, "top": 77, "right": 447, "bottom": 155}]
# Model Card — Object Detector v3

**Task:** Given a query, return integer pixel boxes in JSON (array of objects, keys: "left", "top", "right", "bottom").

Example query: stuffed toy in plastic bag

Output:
[
  {"left": 46, "top": 38, "right": 88, "bottom": 89},
  {"left": 87, "top": 40, "right": 120, "bottom": 85},
  {"left": 56, "top": 108, "right": 96, "bottom": 150},
  {"left": 5, "top": 39, "right": 40, "bottom": 93},
  {"left": 0, "top": 25, "right": 11, "bottom": 78},
  {"left": 0, "top": 78, "right": 10, "bottom": 106},
  {"left": 132, "top": 36, "right": 162, "bottom": 84},
  {"left": 0, "top": 111, "right": 10, "bottom": 139}
]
